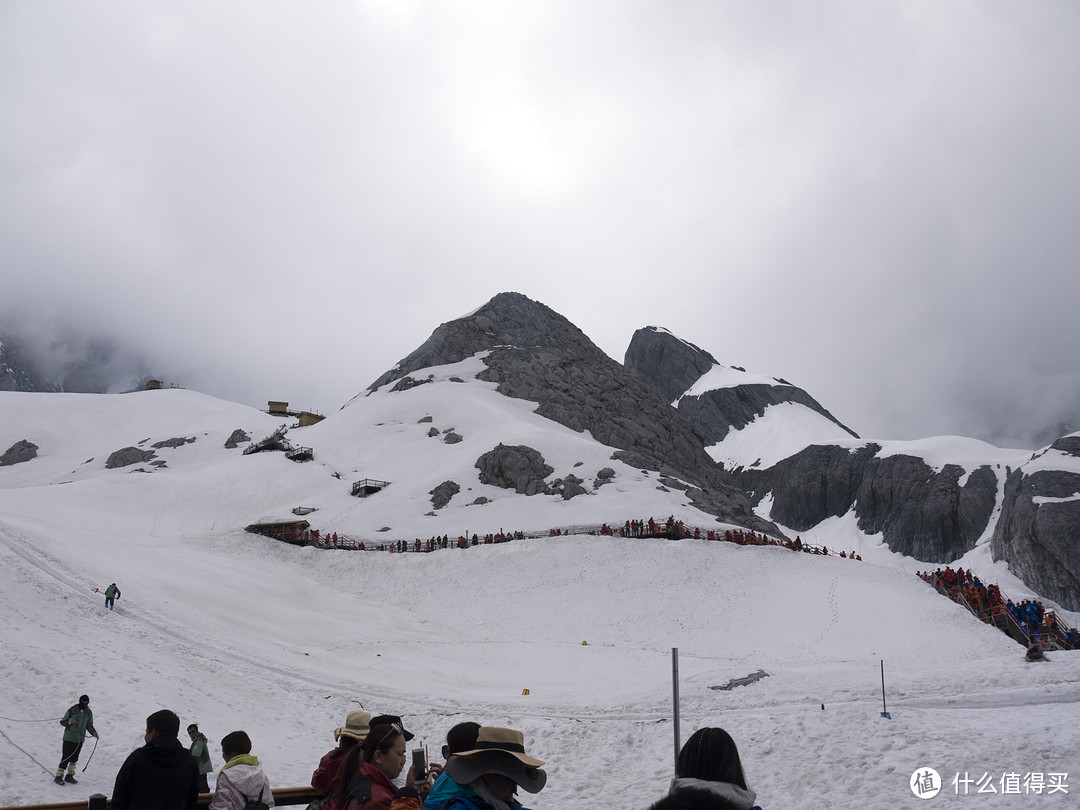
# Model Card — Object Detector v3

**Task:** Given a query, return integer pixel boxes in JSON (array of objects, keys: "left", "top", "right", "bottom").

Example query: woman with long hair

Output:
[
  {"left": 326, "top": 722, "right": 421, "bottom": 810},
  {"left": 668, "top": 727, "right": 761, "bottom": 810}
]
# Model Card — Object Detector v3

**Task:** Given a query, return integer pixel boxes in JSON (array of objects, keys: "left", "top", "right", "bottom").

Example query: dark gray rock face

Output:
[
  {"left": 551, "top": 474, "right": 588, "bottom": 500},
  {"left": 1049, "top": 435, "right": 1080, "bottom": 457},
  {"left": 429, "top": 480, "right": 460, "bottom": 509},
  {"left": 1, "top": 439, "right": 38, "bottom": 466},
  {"left": 741, "top": 444, "right": 998, "bottom": 562},
  {"left": 368, "top": 293, "right": 779, "bottom": 535},
  {"left": 152, "top": 437, "right": 195, "bottom": 449},
  {"left": 623, "top": 327, "right": 718, "bottom": 403},
  {"left": 626, "top": 326, "right": 858, "bottom": 444},
  {"left": 443, "top": 431, "right": 463, "bottom": 444},
  {"left": 224, "top": 429, "right": 250, "bottom": 449},
  {"left": 992, "top": 466, "right": 1080, "bottom": 610},
  {"left": 593, "top": 467, "right": 616, "bottom": 489},
  {"left": 0, "top": 339, "right": 45, "bottom": 392},
  {"left": 475, "top": 444, "right": 553, "bottom": 496},
  {"left": 106, "top": 447, "right": 157, "bottom": 469}
]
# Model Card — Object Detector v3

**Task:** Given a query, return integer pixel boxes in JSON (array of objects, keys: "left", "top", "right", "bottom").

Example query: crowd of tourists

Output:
[
  {"left": 918, "top": 567, "right": 1080, "bottom": 650},
  {"left": 59, "top": 697, "right": 763, "bottom": 809}
]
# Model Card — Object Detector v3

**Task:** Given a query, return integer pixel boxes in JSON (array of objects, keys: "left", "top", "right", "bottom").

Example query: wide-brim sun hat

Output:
[
  {"left": 334, "top": 710, "right": 372, "bottom": 742},
  {"left": 445, "top": 727, "right": 547, "bottom": 794}
]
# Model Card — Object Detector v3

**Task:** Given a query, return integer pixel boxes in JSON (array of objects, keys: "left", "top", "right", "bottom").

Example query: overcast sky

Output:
[{"left": 2, "top": 1, "right": 1078, "bottom": 448}]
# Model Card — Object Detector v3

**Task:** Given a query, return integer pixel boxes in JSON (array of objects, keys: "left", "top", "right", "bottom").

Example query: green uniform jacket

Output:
[
  {"left": 189, "top": 733, "right": 213, "bottom": 775},
  {"left": 61, "top": 705, "right": 97, "bottom": 743}
]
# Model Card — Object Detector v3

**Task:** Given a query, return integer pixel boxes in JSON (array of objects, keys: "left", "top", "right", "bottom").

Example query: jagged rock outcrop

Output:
[
  {"left": 224, "top": 429, "right": 250, "bottom": 449},
  {"left": 551, "top": 473, "right": 588, "bottom": 500},
  {"left": 1, "top": 439, "right": 38, "bottom": 466},
  {"left": 429, "top": 480, "right": 460, "bottom": 509},
  {"left": 992, "top": 446, "right": 1080, "bottom": 610},
  {"left": 593, "top": 467, "right": 616, "bottom": 489},
  {"left": 152, "top": 437, "right": 195, "bottom": 449},
  {"left": 622, "top": 327, "right": 718, "bottom": 403},
  {"left": 740, "top": 444, "right": 998, "bottom": 562},
  {"left": 626, "top": 326, "right": 858, "bottom": 444},
  {"left": 476, "top": 444, "right": 553, "bottom": 496},
  {"left": 370, "top": 293, "right": 779, "bottom": 535},
  {"left": 106, "top": 447, "right": 157, "bottom": 469}
]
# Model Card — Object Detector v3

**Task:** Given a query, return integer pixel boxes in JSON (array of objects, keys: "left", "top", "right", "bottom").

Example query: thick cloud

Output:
[{"left": 2, "top": 1, "right": 1077, "bottom": 446}]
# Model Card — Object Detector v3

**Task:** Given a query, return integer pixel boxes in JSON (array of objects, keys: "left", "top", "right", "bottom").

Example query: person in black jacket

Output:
[{"left": 112, "top": 709, "right": 199, "bottom": 810}]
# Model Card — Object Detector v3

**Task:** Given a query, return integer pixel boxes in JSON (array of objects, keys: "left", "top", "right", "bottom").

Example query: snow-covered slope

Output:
[{"left": 1, "top": 389, "right": 1078, "bottom": 809}]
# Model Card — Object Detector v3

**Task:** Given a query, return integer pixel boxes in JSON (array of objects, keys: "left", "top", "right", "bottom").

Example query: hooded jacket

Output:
[
  {"left": 671, "top": 777, "right": 761, "bottom": 809},
  {"left": 210, "top": 754, "right": 274, "bottom": 809},
  {"left": 112, "top": 735, "right": 200, "bottom": 810}
]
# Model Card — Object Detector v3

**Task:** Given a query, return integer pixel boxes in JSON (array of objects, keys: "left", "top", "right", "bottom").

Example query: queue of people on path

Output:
[
  {"left": 301, "top": 517, "right": 863, "bottom": 562},
  {"left": 918, "top": 567, "right": 1080, "bottom": 651}
]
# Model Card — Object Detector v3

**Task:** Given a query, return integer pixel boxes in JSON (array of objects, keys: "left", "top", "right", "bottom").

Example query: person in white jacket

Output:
[{"left": 210, "top": 730, "right": 274, "bottom": 810}]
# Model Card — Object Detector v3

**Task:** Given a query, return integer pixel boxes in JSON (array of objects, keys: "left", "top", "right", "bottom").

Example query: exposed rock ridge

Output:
[
  {"left": 991, "top": 462, "right": 1080, "bottom": 610},
  {"left": 625, "top": 326, "right": 858, "bottom": 444},
  {"left": 623, "top": 326, "right": 717, "bottom": 403},
  {"left": 738, "top": 444, "right": 999, "bottom": 563}
]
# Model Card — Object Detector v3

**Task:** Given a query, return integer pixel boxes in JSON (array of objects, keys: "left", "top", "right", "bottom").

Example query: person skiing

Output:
[
  {"left": 55, "top": 694, "right": 98, "bottom": 785},
  {"left": 105, "top": 583, "right": 121, "bottom": 610}
]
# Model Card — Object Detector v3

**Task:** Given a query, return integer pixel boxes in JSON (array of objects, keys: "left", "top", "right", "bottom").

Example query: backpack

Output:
[{"left": 241, "top": 792, "right": 270, "bottom": 810}]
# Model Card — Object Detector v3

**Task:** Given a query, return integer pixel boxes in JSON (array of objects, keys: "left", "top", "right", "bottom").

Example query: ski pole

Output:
[{"left": 82, "top": 735, "right": 99, "bottom": 772}]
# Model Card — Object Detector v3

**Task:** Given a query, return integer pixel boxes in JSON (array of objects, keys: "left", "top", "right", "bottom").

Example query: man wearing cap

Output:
[
  {"left": 422, "top": 726, "right": 546, "bottom": 810},
  {"left": 312, "top": 710, "right": 372, "bottom": 797},
  {"left": 54, "top": 694, "right": 98, "bottom": 785}
]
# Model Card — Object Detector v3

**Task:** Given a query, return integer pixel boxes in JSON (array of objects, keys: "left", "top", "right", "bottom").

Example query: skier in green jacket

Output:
[
  {"left": 104, "top": 583, "right": 121, "bottom": 610},
  {"left": 55, "top": 694, "right": 98, "bottom": 785}
]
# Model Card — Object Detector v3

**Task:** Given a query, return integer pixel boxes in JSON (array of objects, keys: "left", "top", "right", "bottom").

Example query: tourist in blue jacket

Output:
[{"left": 423, "top": 727, "right": 545, "bottom": 810}]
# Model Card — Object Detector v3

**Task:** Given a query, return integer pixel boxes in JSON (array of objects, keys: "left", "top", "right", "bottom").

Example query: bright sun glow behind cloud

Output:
[{"left": 462, "top": 90, "right": 573, "bottom": 196}]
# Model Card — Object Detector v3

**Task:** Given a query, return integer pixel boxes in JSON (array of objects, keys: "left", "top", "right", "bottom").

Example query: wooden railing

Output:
[{"left": 0, "top": 785, "right": 320, "bottom": 810}]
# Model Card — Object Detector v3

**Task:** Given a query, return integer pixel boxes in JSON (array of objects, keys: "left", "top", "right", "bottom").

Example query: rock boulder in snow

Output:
[
  {"left": 106, "top": 447, "right": 157, "bottom": 469},
  {"left": 0, "top": 439, "right": 38, "bottom": 466},
  {"left": 475, "top": 444, "right": 553, "bottom": 496}
]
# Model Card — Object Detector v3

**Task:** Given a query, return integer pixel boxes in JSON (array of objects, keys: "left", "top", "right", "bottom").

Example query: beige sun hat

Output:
[
  {"left": 334, "top": 710, "right": 372, "bottom": 742},
  {"left": 445, "top": 727, "right": 547, "bottom": 794}
]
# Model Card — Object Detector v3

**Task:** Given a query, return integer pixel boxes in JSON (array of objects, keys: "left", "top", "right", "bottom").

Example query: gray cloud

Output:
[{"left": 2, "top": 0, "right": 1077, "bottom": 445}]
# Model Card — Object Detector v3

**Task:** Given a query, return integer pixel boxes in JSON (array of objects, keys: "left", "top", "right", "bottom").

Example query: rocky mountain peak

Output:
[
  {"left": 367, "top": 292, "right": 588, "bottom": 392},
  {"left": 624, "top": 326, "right": 717, "bottom": 403}
]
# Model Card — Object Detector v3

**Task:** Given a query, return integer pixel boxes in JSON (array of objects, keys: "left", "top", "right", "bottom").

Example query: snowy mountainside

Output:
[
  {"left": 1, "top": 381, "right": 1079, "bottom": 809},
  {"left": 0, "top": 366, "right": 729, "bottom": 547}
]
